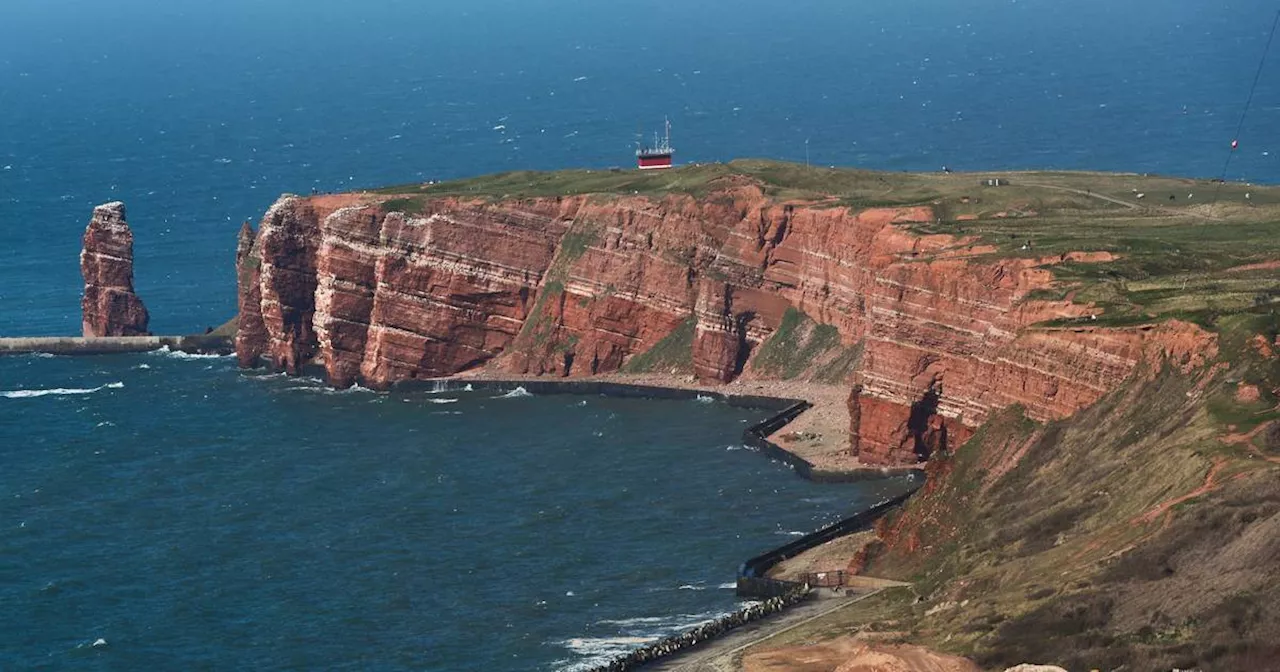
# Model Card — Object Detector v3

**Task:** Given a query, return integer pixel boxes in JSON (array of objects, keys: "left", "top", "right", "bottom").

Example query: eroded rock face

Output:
[
  {"left": 692, "top": 279, "right": 741, "bottom": 383},
  {"left": 235, "top": 221, "right": 267, "bottom": 368},
  {"left": 81, "top": 202, "right": 149, "bottom": 337},
  {"left": 237, "top": 183, "right": 1209, "bottom": 465}
]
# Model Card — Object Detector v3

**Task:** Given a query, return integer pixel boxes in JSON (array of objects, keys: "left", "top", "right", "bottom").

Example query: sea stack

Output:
[{"left": 81, "top": 202, "right": 150, "bottom": 337}]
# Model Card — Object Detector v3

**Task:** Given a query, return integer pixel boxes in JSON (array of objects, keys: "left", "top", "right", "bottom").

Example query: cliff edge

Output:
[{"left": 235, "top": 162, "right": 1227, "bottom": 469}]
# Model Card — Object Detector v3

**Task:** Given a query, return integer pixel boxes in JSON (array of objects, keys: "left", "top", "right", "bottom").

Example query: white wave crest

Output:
[
  {"left": 428, "top": 398, "right": 459, "bottom": 404},
  {"left": 695, "top": 394, "right": 716, "bottom": 404},
  {"left": 2, "top": 382, "right": 123, "bottom": 399},
  {"left": 494, "top": 386, "right": 532, "bottom": 399},
  {"left": 555, "top": 637, "right": 660, "bottom": 671},
  {"left": 150, "top": 345, "right": 231, "bottom": 360},
  {"left": 560, "top": 609, "right": 727, "bottom": 669},
  {"left": 719, "top": 582, "right": 737, "bottom": 589},
  {"left": 288, "top": 383, "right": 376, "bottom": 395}
]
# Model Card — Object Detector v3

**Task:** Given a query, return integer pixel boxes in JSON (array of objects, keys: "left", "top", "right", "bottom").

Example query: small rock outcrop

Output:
[
  {"left": 692, "top": 279, "right": 742, "bottom": 383},
  {"left": 81, "top": 202, "right": 149, "bottom": 337}
]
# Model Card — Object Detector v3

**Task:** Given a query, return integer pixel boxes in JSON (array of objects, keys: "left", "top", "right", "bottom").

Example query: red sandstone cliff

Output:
[
  {"left": 236, "top": 182, "right": 1205, "bottom": 466},
  {"left": 235, "top": 221, "right": 267, "bottom": 368},
  {"left": 81, "top": 202, "right": 149, "bottom": 337}
]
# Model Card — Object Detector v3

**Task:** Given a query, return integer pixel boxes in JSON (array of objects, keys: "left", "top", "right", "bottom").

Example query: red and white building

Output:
[{"left": 636, "top": 119, "right": 675, "bottom": 170}]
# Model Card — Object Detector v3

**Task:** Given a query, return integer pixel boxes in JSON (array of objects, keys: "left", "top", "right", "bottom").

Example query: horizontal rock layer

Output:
[
  {"left": 81, "top": 202, "right": 149, "bottom": 338},
  {"left": 236, "top": 184, "right": 1206, "bottom": 466}
]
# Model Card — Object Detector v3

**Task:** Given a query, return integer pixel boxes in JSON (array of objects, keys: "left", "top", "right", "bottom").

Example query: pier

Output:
[{"left": 0, "top": 335, "right": 234, "bottom": 357}]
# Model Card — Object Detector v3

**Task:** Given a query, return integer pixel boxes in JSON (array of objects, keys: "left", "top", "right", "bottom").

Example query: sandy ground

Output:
[
  {"left": 743, "top": 639, "right": 979, "bottom": 672},
  {"left": 768, "top": 531, "right": 878, "bottom": 582}
]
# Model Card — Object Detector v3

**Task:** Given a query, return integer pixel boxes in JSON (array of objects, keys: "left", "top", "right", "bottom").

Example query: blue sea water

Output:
[
  {"left": 2, "top": 0, "right": 1280, "bottom": 669},
  {"left": 0, "top": 353, "right": 910, "bottom": 670}
]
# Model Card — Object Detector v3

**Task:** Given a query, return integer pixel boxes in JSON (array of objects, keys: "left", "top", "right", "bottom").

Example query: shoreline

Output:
[
  {"left": 406, "top": 374, "right": 921, "bottom": 672},
  {"left": 442, "top": 371, "right": 924, "bottom": 481}
]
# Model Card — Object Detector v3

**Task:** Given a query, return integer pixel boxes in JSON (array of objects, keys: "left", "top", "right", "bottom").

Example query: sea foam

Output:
[
  {"left": 494, "top": 386, "right": 532, "bottom": 399},
  {"left": 2, "top": 382, "right": 123, "bottom": 399},
  {"left": 149, "top": 345, "right": 232, "bottom": 360}
]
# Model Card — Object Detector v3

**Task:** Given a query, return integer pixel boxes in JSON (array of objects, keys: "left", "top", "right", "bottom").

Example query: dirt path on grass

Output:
[
  {"left": 1222, "top": 420, "right": 1280, "bottom": 465},
  {"left": 1019, "top": 182, "right": 1221, "bottom": 221},
  {"left": 1131, "top": 458, "right": 1227, "bottom": 526}
]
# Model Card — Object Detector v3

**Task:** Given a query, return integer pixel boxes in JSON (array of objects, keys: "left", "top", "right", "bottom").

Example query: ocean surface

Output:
[
  {"left": 2, "top": 0, "right": 1280, "bottom": 669},
  {"left": 0, "top": 352, "right": 914, "bottom": 670}
]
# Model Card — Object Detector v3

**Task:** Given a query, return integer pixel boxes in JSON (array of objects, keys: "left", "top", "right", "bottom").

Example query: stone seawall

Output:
[{"left": 0, "top": 335, "right": 234, "bottom": 357}]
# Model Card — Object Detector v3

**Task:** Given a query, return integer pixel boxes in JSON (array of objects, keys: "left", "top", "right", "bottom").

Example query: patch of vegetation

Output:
[
  {"left": 620, "top": 316, "right": 695, "bottom": 374},
  {"left": 751, "top": 307, "right": 842, "bottom": 379},
  {"left": 559, "top": 225, "right": 598, "bottom": 265},
  {"left": 516, "top": 280, "right": 564, "bottom": 348},
  {"left": 381, "top": 196, "right": 428, "bottom": 215},
  {"left": 813, "top": 342, "right": 864, "bottom": 384},
  {"left": 208, "top": 316, "right": 239, "bottom": 338}
]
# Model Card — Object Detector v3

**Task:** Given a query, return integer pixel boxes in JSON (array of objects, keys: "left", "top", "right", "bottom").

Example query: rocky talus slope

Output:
[{"left": 81, "top": 201, "right": 149, "bottom": 337}]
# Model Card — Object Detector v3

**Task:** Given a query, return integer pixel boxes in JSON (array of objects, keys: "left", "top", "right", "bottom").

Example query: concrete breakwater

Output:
[
  {"left": 0, "top": 334, "right": 235, "bottom": 357},
  {"left": 584, "top": 587, "right": 813, "bottom": 672}
]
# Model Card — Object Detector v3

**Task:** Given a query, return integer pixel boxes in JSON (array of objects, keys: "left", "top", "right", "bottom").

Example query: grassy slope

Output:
[{"left": 751, "top": 313, "right": 1280, "bottom": 671}]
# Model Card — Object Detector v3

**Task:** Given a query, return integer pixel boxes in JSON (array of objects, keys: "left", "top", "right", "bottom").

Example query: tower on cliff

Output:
[{"left": 636, "top": 118, "right": 675, "bottom": 170}]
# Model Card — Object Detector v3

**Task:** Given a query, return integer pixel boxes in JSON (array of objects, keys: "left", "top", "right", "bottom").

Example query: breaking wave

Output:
[
  {"left": 694, "top": 394, "right": 716, "bottom": 404},
  {"left": 494, "top": 386, "right": 532, "bottom": 399},
  {"left": 149, "top": 345, "right": 232, "bottom": 360},
  {"left": 556, "top": 609, "right": 726, "bottom": 670},
  {"left": 2, "top": 382, "right": 124, "bottom": 399},
  {"left": 428, "top": 398, "right": 459, "bottom": 404}
]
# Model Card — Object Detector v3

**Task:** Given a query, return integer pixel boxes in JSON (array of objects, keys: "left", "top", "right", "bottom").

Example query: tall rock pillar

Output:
[{"left": 81, "top": 202, "right": 150, "bottom": 337}]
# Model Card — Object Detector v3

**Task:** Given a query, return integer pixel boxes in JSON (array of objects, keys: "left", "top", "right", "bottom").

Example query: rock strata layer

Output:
[
  {"left": 81, "top": 202, "right": 149, "bottom": 337},
  {"left": 236, "top": 184, "right": 1209, "bottom": 466}
]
